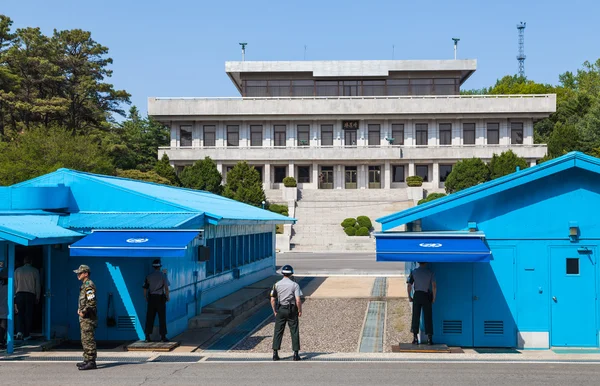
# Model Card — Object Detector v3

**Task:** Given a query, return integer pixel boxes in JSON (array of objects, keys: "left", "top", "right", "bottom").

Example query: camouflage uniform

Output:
[{"left": 78, "top": 278, "right": 97, "bottom": 362}]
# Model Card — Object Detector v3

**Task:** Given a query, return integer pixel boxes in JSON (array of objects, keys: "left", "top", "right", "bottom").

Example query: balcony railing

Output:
[{"left": 153, "top": 94, "right": 554, "bottom": 101}]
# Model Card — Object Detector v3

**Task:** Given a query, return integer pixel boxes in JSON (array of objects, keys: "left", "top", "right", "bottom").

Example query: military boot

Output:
[
  {"left": 293, "top": 351, "right": 301, "bottom": 361},
  {"left": 76, "top": 360, "right": 88, "bottom": 368},
  {"left": 272, "top": 350, "right": 280, "bottom": 361},
  {"left": 79, "top": 361, "right": 97, "bottom": 370}
]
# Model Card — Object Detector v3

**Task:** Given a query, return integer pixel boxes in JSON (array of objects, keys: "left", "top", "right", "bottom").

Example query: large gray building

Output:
[{"left": 148, "top": 59, "right": 555, "bottom": 193}]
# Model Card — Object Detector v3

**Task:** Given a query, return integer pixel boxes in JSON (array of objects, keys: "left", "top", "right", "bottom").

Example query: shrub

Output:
[
  {"left": 283, "top": 176, "right": 297, "bottom": 187},
  {"left": 488, "top": 150, "right": 528, "bottom": 180},
  {"left": 357, "top": 216, "right": 372, "bottom": 230},
  {"left": 344, "top": 227, "right": 357, "bottom": 236},
  {"left": 341, "top": 218, "right": 357, "bottom": 228},
  {"left": 418, "top": 193, "right": 447, "bottom": 205},
  {"left": 223, "top": 161, "right": 266, "bottom": 206},
  {"left": 444, "top": 157, "right": 490, "bottom": 194},
  {"left": 356, "top": 227, "right": 370, "bottom": 236},
  {"left": 406, "top": 176, "right": 423, "bottom": 187},
  {"left": 269, "top": 204, "right": 289, "bottom": 217}
]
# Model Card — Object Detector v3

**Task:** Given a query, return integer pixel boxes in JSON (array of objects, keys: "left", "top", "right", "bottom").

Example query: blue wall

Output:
[{"left": 415, "top": 169, "right": 600, "bottom": 348}]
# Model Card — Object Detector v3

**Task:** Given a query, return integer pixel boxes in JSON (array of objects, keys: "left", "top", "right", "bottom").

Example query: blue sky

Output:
[{"left": 3, "top": 0, "right": 599, "bottom": 117}]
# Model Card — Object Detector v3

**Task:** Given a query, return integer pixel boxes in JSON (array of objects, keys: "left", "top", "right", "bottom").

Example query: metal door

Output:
[
  {"left": 550, "top": 246, "right": 597, "bottom": 347},
  {"left": 473, "top": 246, "right": 516, "bottom": 347}
]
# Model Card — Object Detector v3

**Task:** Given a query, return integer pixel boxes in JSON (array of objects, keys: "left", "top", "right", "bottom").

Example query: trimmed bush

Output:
[
  {"left": 341, "top": 218, "right": 356, "bottom": 228},
  {"left": 418, "top": 193, "right": 447, "bottom": 205},
  {"left": 268, "top": 203, "right": 289, "bottom": 217},
  {"left": 357, "top": 216, "right": 372, "bottom": 230},
  {"left": 283, "top": 176, "right": 297, "bottom": 187},
  {"left": 356, "top": 227, "right": 370, "bottom": 236},
  {"left": 344, "top": 226, "right": 357, "bottom": 236},
  {"left": 276, "top": 224, "right": 284, "bottom": 234},
  {"left": 406, "top": 176, "right": 423, "bottom": 187}
]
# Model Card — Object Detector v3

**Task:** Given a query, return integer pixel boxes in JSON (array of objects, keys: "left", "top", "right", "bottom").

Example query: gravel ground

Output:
[
  {"left": 232, "top": 298, "right": 369, "bottom": 353},
  {"left": 384, "top": 298, "right": 413, "bottom": 352}
]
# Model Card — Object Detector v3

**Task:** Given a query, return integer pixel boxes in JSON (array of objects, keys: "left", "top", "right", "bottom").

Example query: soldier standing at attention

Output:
[
  {"left": 270, "top": 265, "right": 302, "bottom": 361},
  {"left": 74, "top": 265, "right": 97, "bottom": 370},
  {"left": 407, "top": 261, "right": 436, "bottom": 345},
  {"left": 143, "top": 259, "right": 170, "bottom": 342}
]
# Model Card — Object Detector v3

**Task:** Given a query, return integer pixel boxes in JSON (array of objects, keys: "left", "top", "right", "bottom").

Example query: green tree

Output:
[
  {"left": 547, "top": 122, "right": 581, "bottom": 158},
  {"left": 179, "top": 156, "right": 223, "bottom": 194},
  {"left": 154, "top": 153, "right": 180, "bottom": 186},
  {"left": 488, "top": 150, "right": 528, "bottom": 180},
  {"left": 0, "top": 125, "right": 113, "bottom": 185},
  {"left": 444, "top": 158, "right": 490, "bottom": 194},
  {"left": 116, "top": 169, "right": 172, "bottom": 185},
  {"left": 222, "top": 161, "right": 266, "bottom": 206},
  {"left": 418, "top": 192, "right": 446, "bottom": 205}
]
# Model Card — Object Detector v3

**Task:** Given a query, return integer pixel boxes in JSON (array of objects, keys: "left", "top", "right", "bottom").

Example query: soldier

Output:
[
  {"left": 143, "top": 259, "right": 170, "bottom": 342},
  {"left": 74, "top": 265, "right": 97, "bottom": 370},
  {"left": 270, "top": 265, "right": 302, "bottom": 361},
  {"left": 407, "top": 262, "right": 436, "bottom": 345}
]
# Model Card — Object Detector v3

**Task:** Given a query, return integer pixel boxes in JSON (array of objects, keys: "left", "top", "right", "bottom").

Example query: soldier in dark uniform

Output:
[
  {"left": 270, "top": 265, "right": 302, "bottom": 361},
  {"left": 74, "top": 264, "right": 97, "bottom": 370},
  {"left": 143, "top": 259, "right": 170, "bottom": 342},
  {"left": 407, "top": 262, "right": 437, "bottom": 345}
]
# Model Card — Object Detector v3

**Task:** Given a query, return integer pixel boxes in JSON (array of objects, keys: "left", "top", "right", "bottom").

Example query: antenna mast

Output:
[
  {"left": 517, "top": 22, "right": 526, "bottom": 77},
  {"left": 239, "top": 42, "right": 247, "bottom": 61},
  {"left": 452, "top": 38, "right": 460, "bottom": 60}
]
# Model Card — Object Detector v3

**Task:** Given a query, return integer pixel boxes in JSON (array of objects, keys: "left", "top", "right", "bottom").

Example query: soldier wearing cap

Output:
[
  {"left": 74, "top": 264, "right": 97, "bottom": 370},
  {"left": 407, "top": 262, "right": 437, "bottom": 345},
  {"left": 143, "top": 259, "right": 170, "bottom": 342},
  {"left": 270, "top": 264, "right": 302, "bottom": 361}
]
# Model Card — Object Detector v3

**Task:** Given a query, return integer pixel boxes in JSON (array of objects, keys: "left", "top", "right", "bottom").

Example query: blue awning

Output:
[
  {"left": 69, "top": 230, "right": 201, "bottom": 258},
  {"left": 375, "top": 232, "right": 491, "bottom": 263}
]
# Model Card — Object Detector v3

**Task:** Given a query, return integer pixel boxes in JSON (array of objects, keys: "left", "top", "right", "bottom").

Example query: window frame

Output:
[
  {"left": 391, "top": 124, "right": 404, "bottom": 145},
  {"left": 439, "top": 164, "right": 453, "bottom": 182},
  {"left": 250, "top": 125, "right": 263, "bottom": 147},
  {"left": 273, "top": 125, "right": 286, "bottom": 147},
  {"left": 415, "top": 123, "right": 428, "bottom": 146},
  {"left": 226, "top": 125, "right": 239, "bottom": 147},
  {"left": 321, "top": 124, "right": 334, "bottom": 146},
  {"left": 487, "top": 122, "right": 500, "bottom": 145},
  {"left": 511, "top": 122, "right": 524, "bottom": 145},
  {"left": 297, "top": 166, "right": 310, "bottom": 183},
  {"left": 439, "top": 123, "right": 452, "bottom": 145},
  {"left": 203, "top": 125, "right": 216, "bottom": 147},
  {"left": 463, "top": 123, "right": 476, "bottom": 145},
  {"left": 416, "top": 164, "right": 429, "bottom": 182},
  {"left": 368, "top": 124, "right": 381, "bottom": 146},
  {"left": 392, "top": 165, "right": 405, "bottom": 183},
  {"left": 297, "top": 125, "right": 310, "bottom": 146},
  {"left": 180, "top": 125, "right": 193, "bottom": 147}
]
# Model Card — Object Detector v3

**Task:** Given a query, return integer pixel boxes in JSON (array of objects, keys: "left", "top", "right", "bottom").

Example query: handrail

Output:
[
  {"left": 152, "top": 94, "right": 555, "bottom": 101},
  {"left": 158, "top": 144, "right": 547, "bottom": 150}
]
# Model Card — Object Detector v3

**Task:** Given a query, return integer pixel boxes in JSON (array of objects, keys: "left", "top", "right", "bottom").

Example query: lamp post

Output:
[
  {"left": 452, "top": 38, "right": 460, "bottom": 60},
  {"left": 262, "top": 200, "right": 266, "bottom": 209}
]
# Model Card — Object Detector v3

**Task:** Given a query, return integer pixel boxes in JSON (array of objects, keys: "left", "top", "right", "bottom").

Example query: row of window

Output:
[
  {"left": 179, "top": 122, "right": 525, "bottom": 147},
  {"left": 242, "top": 78, "right": 459, "bottom": 97},
  {"left": 205, "top": 233, "right": 273, "bottom": 277}
]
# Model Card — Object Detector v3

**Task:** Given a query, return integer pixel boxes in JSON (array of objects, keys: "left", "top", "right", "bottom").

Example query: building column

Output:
[
  {"left": 312, "top": 162, "right": 319, "bottom": 190},
  {"left": 336, "top": 165, "right": 343, "bottom": 189},
  {"left": 409, "top": 162, "right": 415, "bottom": 177},
  {"left": 170, "top": 124, "right": 177, "bottom": 147},
  {"left": 359, "top": 164, "right": 366, "bottom": 189},
  {"left": 264, "top": 163, "right": 272, "bottom": 190},
  {"left": 216, "top": 162, "right": 223, "bottom": 175},
  {"left": 384, "top": 161, "right": 391, "bottom": 189},
  {"left": 530, "top": 160, "right": 537, "bottom": 167},
  {"left": 432, "top": 162, "right": 440, "bottom": 189},
  {"left": 288, "top": 161, "right": 295, "bottom": 179}
]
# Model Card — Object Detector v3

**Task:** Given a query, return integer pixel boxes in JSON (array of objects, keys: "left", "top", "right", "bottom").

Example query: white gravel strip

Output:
[{"left": 231, "top": 298, "right": 370, "bottom": 353}]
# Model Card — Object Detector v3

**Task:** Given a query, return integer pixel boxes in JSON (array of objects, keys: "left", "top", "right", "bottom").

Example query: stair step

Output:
[{"left": 188, "top": 313, "right": 234, "bottom": 329}]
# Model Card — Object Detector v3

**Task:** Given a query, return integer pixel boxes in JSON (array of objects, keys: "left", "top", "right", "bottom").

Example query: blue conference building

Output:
[
  {"left": 376, "top": 152, "right": 600, "bottom": 349},
  {"left": 0, "top": 169, "right": 293, "bottom": 353}
]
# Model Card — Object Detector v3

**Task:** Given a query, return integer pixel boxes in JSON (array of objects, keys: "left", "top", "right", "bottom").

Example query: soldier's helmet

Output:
[{"left": 281, "top": 265, "right": 294, "bottom": 275}]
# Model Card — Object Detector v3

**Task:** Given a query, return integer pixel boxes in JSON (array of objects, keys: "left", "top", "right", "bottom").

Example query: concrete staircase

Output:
[
  {"left": 265, "top": 189, "right": 284, "bottom": 204},
  {"left": 289, "top": 189, "right": 413, "bottom": 252}
]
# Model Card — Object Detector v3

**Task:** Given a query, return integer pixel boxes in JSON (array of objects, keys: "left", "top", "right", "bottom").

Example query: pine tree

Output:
[
  {"left": 222, "top": 161, "right": 265, "bottom": 206},
  {"left": 179, "top": 156, "right": 223, "bottom": 194}
]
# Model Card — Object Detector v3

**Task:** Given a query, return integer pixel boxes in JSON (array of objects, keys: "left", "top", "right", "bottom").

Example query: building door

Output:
[
  {"left": 344, "top": 130, "right": 357, "bottom": 146},
  {"left": 319, "top": 166, "right": 334, "bottom": 189},
  {"left": 345, "top": 166, "right": 357, "bottom": 189},
  {"left": 472, "top": 246, "right": 516, "bottom": 347},
  {"left": 368, "top": 166, "right": 381, "bottom": 189},
  {"left": 550, "top": 246, "right": 597, "bottom": 347}
]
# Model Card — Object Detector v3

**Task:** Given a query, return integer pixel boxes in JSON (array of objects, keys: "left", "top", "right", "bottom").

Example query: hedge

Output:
[
  {"left": 283, "top": 176, "right": 297, "bottom": 187},
  {"left": 341, "top": 218, "right": 356, "bottom": 228},
  {"left": 357, "top": 216, "right": 372, "bottom": 230},
  {"left": 406, "top": 175, "right": 424, "bottom": 187},
  {"left": 356, "top": 227, "right": 370, "bottom": 236},
  {"left": 268, "top": 203, "right": 289, "bottom": 217},
  {"left": 344, "top": 226, "right": 357, "bottom": 236},
  {"left": 417, "top": 192, "right": 447, "bottom": 205}
]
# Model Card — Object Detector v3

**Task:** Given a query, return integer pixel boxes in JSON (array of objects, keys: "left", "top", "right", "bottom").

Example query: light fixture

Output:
[
  {"left": 569, "top": 221, "right": 579, "bottom": 242},
  {"left": 468, "top": 222, "right": 478, "bottom": 232}
]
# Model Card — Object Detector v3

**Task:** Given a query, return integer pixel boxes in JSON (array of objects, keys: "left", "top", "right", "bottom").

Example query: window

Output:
[
  {"left": 368, "top": 166, "right": 381, "bottom": 188},
  {"left": 316, "top": 81, "right": 338, "bottom": 96},
  {"left": 250, "top": 125, "right": 263, "bottom": 147},
  {"left": 344, "top": 130, "right": 357, "bottom": 146},
  {"left": 342, "top": 81, "right": 360, "bottom": 96},
  {"left": 321, "top": 125, "right": 333, "bottom": 146},
  {"left": 392, "top": 165, "right": 405, "bottom": 182},
  {"left": 274, "top": 125, "right": 286, "bottom": 147},
  {"left": 416, "top": 123, "right": 428, "bottom": 146},
  {"left": 274, "top": 166, "right": 286, "bottom": 183},
  {"left": 487, "top": 123, "right": 500, "bottom": 145},
  {"left": 439, "top": 123, "right": 452, "bottom": 145},
  {"left": 297, "top": 125, "right": 310, "bottom": 146},
  {"left": 511, "top": 122, "right": 524, "bottom": 144},
  {"left": 269, "top": 80, "right": 290, "bottom": 97},
  {"left": 439, "top": 164, "right": 453, "bottom": 182},
  {"left": 391, "top": 124, "right": 404, "bottom": 145},
  {"left": 387, "top": 79, "right": 409, "bottom": 95},
  {"left": 368, "top": 124, "right": 380, "bottom": 146},
  {"left": 298, "top": 166, "right": 310, "bottom": 183},
  {"left": 203, "top": 125, "right": 216, "bottom": 147},
  {"left": 416, "top": 165, "right": 429, "bottom": 182},
  {"left": 434, "top": 78, "right": 456, "bottom": 95},
  {"left": 463, "top": 123, "right": 476, "bottom": 145},
  {"left": 363, "top": 80, "right": 386, "bottom": 96},
  {"left": 180, "top": 126, "right": 192, "bottom": 147},
  {"left": 245, "top": 80, "right": 268, "bottom": 97},
  {"left": 227, "top": 125, "right": 239, "bottom": 147},
  {"left": 566, "top": 258, "right": 579, "bottom": 275},
  {"left": 292, "top": 80, "right": 314, "bottom": 96},
  {"left": 411, "top": 79, "right": 433, "bottom": 95}
]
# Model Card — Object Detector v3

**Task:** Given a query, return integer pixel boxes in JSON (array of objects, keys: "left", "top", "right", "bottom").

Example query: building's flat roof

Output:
[{"left": 225, "top": 59, "right": 477, "bottom": 91}]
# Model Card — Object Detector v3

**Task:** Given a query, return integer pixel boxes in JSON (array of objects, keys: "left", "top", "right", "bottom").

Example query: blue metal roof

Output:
[
  {"left": 55, "top": 170, "right": 295, "bottom": 225},
  {"left": 0, "top": 215, "right": 84, "bottom": 246},
  {"left": 377, "top": 152, "right": 600, "bottom": 231},
  {"left": 63, "top": 212, "right": 204, "bottom": 230}
]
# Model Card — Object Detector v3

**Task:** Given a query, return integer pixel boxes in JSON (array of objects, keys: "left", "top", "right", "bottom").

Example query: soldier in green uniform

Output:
[
  {"left": 270, "top": 265, "right": 302, "bottom": 361},
  {"left": 74, "top": 265, "right": 98, "bottom": 370}
]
